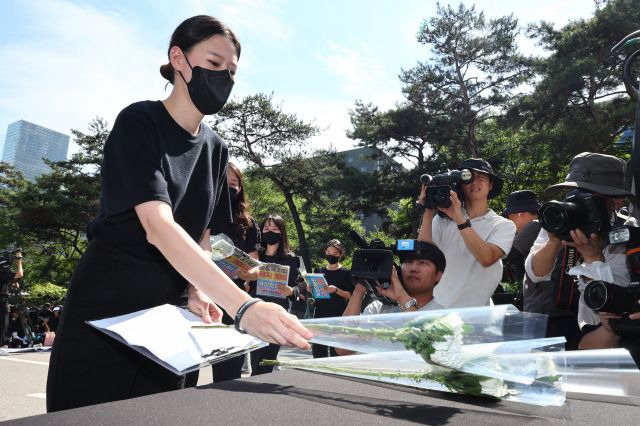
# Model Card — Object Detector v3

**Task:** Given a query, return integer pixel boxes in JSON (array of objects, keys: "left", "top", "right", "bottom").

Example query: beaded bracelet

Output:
[{"left": 233, "top": 298, "right": 261, "bottom": 334}]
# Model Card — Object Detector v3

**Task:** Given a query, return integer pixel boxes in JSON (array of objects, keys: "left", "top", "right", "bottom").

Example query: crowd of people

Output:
[
  {"left": 0, "top": 13, "right": 629, "bottom": 413},
  {"left": 1, "top": 303, "right": 62, "bottom": 348}
]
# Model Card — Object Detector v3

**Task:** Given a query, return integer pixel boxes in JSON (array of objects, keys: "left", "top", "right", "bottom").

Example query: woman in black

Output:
[
  {"left": 46, "top": 16, "right": 310, "bottom": 412},
  {"left": 249, "top": 214, "right": 301, "bottom": 375},
  {"left": 312, "top": 239, "right": 353, "bottom": 358},
  {"left": 209, "top": 161, "right": 260, "bottom": 382}
]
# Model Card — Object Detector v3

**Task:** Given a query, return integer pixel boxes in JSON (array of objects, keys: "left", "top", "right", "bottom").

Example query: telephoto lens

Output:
[
  {"left": 583, "top": 280, "right": 640, "bottom": 314},
  {"left": 538, "top": 200, "right": 582, "bottom": 236}
]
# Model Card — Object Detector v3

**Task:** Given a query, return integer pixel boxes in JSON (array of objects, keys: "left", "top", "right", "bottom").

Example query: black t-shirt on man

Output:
[{"left": 87, "top": 101, "right": 232, "bottom": 262}]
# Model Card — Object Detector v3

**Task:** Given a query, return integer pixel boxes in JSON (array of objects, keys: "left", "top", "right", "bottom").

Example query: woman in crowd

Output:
[
  {"left": 312, "top": 239, "right": 353, "bottom": 358},
  {"left": 249, "top": 214, "right": 302, "bottom": 375},
  {"left": 46, "top": 15, "right": 310, "bottom": 412},
  {"left": 185, "top": 161, "right": 260, "bottom": 385}
]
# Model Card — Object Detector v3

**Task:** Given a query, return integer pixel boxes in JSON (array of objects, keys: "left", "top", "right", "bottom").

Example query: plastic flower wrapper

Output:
[
  {"left": 301, "top": 305, "right": 548, "bottom": 368},
  {"left": 210, "top": 233, "right": 236, "bottom": 260},
  {"left": 499, "top": 348, "right": 640, "bottom": 400},
  {"left": 451, "top": 337, "right": 566, "bottom": 384},
  {"left": 210, "top": 234, "right": 262, "bottom": 280},
  {"left": 261, "top": 351, "right": 566, "bottom": 406}
]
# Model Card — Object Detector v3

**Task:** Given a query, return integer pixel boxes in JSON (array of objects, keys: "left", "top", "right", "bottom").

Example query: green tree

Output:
[
  {"left": 0, "top": 162, "right": 27, "bottom": 249},
  {"left": 509, "top": 0, "right": 640, "bottom": 161},
  {"left": 22, "top": 282, "right": 68, "bottom": 307},
  {"left": 13, "top": 118, "right": 107, "bottom": 286},
  {"left": 211, "top": 93, "right": 327, "bottom": 267},
  {"left": 402, "top": 2, "right": 531, "bottom": 157}
]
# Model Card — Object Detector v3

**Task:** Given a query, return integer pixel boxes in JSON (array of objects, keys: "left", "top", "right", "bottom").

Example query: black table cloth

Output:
[{"left": 8, "top": 369, "right": 640, "bottom": 425}]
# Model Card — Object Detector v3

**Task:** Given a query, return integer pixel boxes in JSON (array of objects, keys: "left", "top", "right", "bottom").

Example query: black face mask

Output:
[
  {"left": 229, "top": 187, "right": 239, "bottom": 203},
  {"left": 263, "top": 231, "right": 282, "bottom": 246},
  {"left": 179, "top": 56, "right": 234, "bottom": 115},
  {"left": 325, "top": 255, "right": 340, "bottom": 265}
]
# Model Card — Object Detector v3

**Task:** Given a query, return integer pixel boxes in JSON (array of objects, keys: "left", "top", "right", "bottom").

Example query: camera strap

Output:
[{"left": 551, "top": 246, "right": 581, "bottom": 313}]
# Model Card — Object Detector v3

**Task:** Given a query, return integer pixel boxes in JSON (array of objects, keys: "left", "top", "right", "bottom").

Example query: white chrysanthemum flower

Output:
[
  {"left": 442, "top": 313, "right": 464, "bottom": 331},
  {"left": 535, "top": 355, "right": 558, "bottom": 379},
  {"left": 430, "top": 315, "right": 465, "bottom": 368},
  {"left": 480, "top": 378, "right": 511, "bottom": 398}
]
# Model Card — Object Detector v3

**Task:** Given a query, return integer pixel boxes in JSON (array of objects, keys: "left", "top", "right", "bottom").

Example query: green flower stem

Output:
[
  {"left": 261, "top": 359, "right": 490, "bottom": 398},
  {"left": 305, "top": 323, "right": 399, "bottom": 339},
  {"left": 306, "top": 315, "right": 466, "bottom": 365}
]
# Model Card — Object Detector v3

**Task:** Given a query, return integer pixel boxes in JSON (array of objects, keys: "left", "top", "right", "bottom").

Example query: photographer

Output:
[
  {"left": 335, "top": 240, "right": 445, "bottom": 355},
  {"left": 525, "top": 153, "right": 632, "bottom": 331},
  {"left": 418, "top": 158, "right": 516, "bottom": 308},
  {"left": 1, "top": 250, "right": 23, "bottom": 345}
]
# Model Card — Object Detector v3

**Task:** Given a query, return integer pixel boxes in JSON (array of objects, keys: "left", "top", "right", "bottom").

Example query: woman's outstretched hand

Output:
[{"left": 240, "top": 301, "right": 312, "bottom": 349}]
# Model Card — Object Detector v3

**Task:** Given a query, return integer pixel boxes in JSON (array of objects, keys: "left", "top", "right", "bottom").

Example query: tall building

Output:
[{"left": 2, "top": 120, "right": 69, "bottom": 181}]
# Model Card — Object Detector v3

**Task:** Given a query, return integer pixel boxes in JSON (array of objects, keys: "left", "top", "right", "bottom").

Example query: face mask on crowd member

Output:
[
  {"left": 325, "top": 255, "right": 339, "bottom": 265},
  {"left": 325, "top": 239, "right": 345, "bottom": 266},
  {"left": 178, "top": 54, "right": 234, "bottom": 115},
  {"left": 263, "top": 231, "right": 282, "bottom": 246}
]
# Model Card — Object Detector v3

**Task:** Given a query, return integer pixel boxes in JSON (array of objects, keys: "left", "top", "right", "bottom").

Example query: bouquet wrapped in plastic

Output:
[
  {"left": 262, "top": 305, "right": 640, "bottom": 406},
  {"left": 264, "top": 348, "right": 640, "bottom": 406},
  {"left": 301, "top": 305, "right": 549, "bottom": 353},
  {"left": 302, "top": 306, "right": 550, "bottom": 381}
]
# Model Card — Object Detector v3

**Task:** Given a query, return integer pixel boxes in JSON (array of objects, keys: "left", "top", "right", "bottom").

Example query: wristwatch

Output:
[
  {"left": 457, "top": 219, "right": 472, "bottom": 230},
  {"left": 400, "top": 298, "right": 418, "bottom": 312}
]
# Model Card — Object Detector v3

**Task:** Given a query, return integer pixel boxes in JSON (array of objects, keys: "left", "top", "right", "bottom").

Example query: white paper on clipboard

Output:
[{"left": 88, "top": 304, "right": 266, "bottom": 375}]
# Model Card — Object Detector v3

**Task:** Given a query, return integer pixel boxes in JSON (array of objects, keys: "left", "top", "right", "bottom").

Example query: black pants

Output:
[
  {"left": 250, "top": 343, "right": 280, "bottom": 376},
  {"left": 46, "top": 240, "right": 186, "bottom": 412},
  {"left": 546, "top": 313, "right": 581, "bottom": 350}
]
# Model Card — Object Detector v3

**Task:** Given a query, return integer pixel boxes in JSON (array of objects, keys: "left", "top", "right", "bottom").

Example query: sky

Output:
[{"left": 0, "top": 0, "right": 599, "bottom": 160}]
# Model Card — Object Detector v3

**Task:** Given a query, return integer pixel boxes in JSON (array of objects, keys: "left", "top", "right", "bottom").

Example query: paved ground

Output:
[{"left": 0, "top": 346, "right": 312, "bottom": 422}]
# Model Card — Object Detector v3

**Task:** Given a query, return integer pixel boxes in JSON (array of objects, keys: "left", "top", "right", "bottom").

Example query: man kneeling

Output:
[{"left": 336, "top": 241, "right": 446, "bottom": 355}]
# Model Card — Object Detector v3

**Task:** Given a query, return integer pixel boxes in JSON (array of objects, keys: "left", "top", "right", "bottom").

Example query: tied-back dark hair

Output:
[
  {"left": 259, "top": 214, "right": 292, "bottom": 258},
  {"left": 228, "top": 161, "right": 253, "bottom": 238},
  {"left": 159, "top": 15, "right": 241, "bottom": 84}
]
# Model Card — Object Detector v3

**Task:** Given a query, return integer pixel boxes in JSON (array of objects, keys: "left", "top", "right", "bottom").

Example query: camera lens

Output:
[
  {"left": 420, "top": 174, "right": 432, "bottom": 185},
  {"left": 540, "top": 203, "right": 568, "bottom": 232},
  {"left": 584, "top": 281, "right": 609, "bottom": 311},
  {"left": 584, "top": 280, "right": 637, "bottom": 314}
]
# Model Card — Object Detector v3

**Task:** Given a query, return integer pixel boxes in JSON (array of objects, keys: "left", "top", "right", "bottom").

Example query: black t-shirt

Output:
[
  {"left": 212, "top": 217, "right": 260, "bottom": 255},
  {"left": 7, "top": 317, "right": 24, "bottom": 338},
  {"left": 87, "top": 101, "right": 232, "bottom": 261},
  {"left": 213, "top": 217, "right": 260, "bottom": 289},
  {"left": 314, "top": 267, "right": 353, "bottom": 318},
  {"left": 503, "top": 220, "right": 541, "bottom": 283},
  {"left": 253, "top": 253, "right": 300, "bottom": 309}
]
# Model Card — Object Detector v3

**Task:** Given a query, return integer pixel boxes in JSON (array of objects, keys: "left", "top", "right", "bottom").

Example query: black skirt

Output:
[{"left": 46, "top": 239, "right": 187, "bottom": 412}]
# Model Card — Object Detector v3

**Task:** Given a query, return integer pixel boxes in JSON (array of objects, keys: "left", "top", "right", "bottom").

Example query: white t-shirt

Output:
[
  {"left": 432, "top": 209, "right": 516, "bottom": 308},
  {"left": 363, "top": 298, "right": 443, "bottom": 315}
]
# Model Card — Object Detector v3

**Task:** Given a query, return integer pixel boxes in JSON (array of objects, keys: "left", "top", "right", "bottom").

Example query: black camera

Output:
[
  {"left": 0, "top": 248, "right": 22, "bottom": 273},
  {"left": 349, "top": 232, "right": 423, "bottom": 305},
  {"left": 539, "top": 189, "right": 610, "bottom": 241},
  {"left": 584, "top": 280, "right": 640, "bottom": 315},
  {"left": 420, "top": 168, "right": 473, "bottom": 209},
  {"left": 582, "top": 225, "right": 640, "bottom": 336}
]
